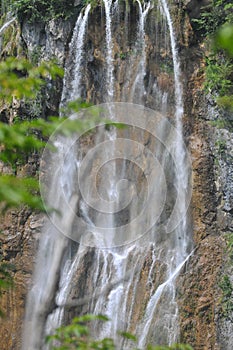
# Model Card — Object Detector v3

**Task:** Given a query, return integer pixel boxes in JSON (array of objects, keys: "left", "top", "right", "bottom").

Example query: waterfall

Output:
[
  {"left": 23, "top": 0, "right": 193, "bottom": 349},
  {"left": 103, "top": 0, "right": 114, "bottom": 101},
  {"left": 138, "top": 251, "right": 193, "bottom": 348},
  {"left": 129, "top": 0, "right": 151, "bottom": 103},
  {"left": 60, "top": 4, "right": 91, "bottom": 107},
  {"left": 160, "top": 0, "right": 189, "bottom": 254},
  {"left": 135, "top": 1, "right": 192, "bottom": 346},
  {"left": 22, "top": 135, "right": 80, "bottom": 349}
]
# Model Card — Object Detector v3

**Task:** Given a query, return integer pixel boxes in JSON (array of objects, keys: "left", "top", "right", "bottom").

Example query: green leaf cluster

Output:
[
  {"left": 46, "top": 315, "right": 115, "bottom": 350},
  {"left": 192, "top": 0, "right": 233, "bottom": 37},
  {"left": 0, "top": 57, "right": 63, "bottom": 211},
  {"left": 0, "top": 257, "right": 14, "bottom": 317},
  {"left": 215, "top": 24, "right": 233, "bottom": 57},
  {"left": 192, "top": 0, "right": 233, "bottom": 115},
  {"left": 204, "top": 56, "right": 233, "bottom": 96},
  {"left": 10, "top": 0, "right": 77, "bottom": 23},
  {"left": 219, "top": 275, "right": 233, "bottom": 320},
  {"left": 47, "top": 314, "right": 193, "bottom": 350},
  {"left": 0, "top": 57, "right": 63, "bottom": 103}
]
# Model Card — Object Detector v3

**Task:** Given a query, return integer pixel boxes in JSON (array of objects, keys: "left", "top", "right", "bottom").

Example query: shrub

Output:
[{"left": 11, "top": 0, "right": 76, "bottom": 23}]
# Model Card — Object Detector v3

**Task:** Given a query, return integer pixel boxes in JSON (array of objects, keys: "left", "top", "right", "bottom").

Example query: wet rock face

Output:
[
  {"left": 178, "top": 5, "right": 233, "bottom": 349},
  {"left": 177, "top": 236, "right": 224, "bottom": 350},
  {"left": 0, "top": 210, "right": 44, "bottom": 350},
  {"left": 20, "top": 16, "right": 77, "bottom": 117}
]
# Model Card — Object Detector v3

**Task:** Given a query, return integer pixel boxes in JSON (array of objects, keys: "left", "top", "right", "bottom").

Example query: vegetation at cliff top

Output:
[
  {"left": 193, "top": 0, "right": 233, "bottom": 114},
  {"left": 1, "top": 0, "right": 76, "bottom": 22}
]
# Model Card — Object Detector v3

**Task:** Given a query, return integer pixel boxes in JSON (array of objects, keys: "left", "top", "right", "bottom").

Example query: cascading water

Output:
[
  {"left": 103, "top": 0, "right": 114, "bottom": 101},
  {"left": 23, "top": 1, "right": 193, "bottom": 349},
  {"left": 129, "top": 0, "right": 150, "bottom": 103},
  {"left": 60, "top": 5, "right": 91, "bottom": 106},
  {"left": 136, "top": 2, "right": 192, "bottom": 346}
]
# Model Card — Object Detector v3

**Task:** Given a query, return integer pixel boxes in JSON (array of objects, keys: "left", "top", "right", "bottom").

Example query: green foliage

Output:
[
  {"left": 216, "top": 95, "right": 233, "bottom": 112},
  {"left": 225, "top": 233, "right": 233, "bottom": 262},
  {"left": 212, "top": 21, "right": 233, "bottom": 114},
  {"left": 0, "top": 250, "right": 14, "bottom": 317},
  {"left": 192, "top": 0, "right": 233, "bottom": 37},
  {"left": 47, "top": 315, "right": 193, "bottom": 350},
  {"left": 11, "top": 0, "right": 76, "bottom": 23},
  {"left": 0, "top": 175, "right": 43, "bottom": 211},
  {"left": 46, "top": 315, "right": 115, "bottom": 350},
  {"left": 0, "top": 0, "right": 10, "bottom": 15},
  {"left": 194, "top": 1, "right": 233, "bottom": 115},
  {"left": 215, "top": 24, "right": 233, "bottom": 57},
  {"left": 0, "top": 57, "right": 63, "bottom": 211},
  {"left": 221, "top": 233, "right": 233, "bottom": 322},
  {"left": 215, "top": 139, "right": 226, "bottom": 155},
  {"left": 0, "top": 57, "right": 63, "bottom": 103},
  {"left": 84, "top": 0, "right": 100, "bottom": 10},
  {"left": 219, "top": 275, "right": 233, "bottom": 320},
  {"left": 0, "top": 58, "right": 106, "bottom": 212},
  {"left": 0, "top": 114, "right": 99, "bottom": 210},
  {"left": 204, "top": 56, "right": 233, "bottom": 96}
]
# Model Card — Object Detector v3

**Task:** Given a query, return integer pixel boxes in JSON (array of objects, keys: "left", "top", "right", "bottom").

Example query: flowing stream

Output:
[{"left": 23, "top": 1, "right": 192, "bottom": 349}]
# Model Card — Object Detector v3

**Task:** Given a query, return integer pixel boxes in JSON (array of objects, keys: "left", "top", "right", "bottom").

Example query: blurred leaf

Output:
[
  {"left": 0, "top": 175, "right": 44, "bottom": 211},
  {"left": 215, "top": 24, "right": 233, "bottom": 57},
  {"left": 118, "top": 331, "right": 137, "bottom": 341}
]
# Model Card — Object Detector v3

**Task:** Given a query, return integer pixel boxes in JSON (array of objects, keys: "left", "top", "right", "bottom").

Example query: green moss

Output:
[
  {"left": 225, "top": 233, "right": 233, "bottom": 264},
  {"left": 219, "top": 275, "right": 233, "bottom": 320},
  {"left": 216, "top": 95, "right": 233, "bottom": 112},
  {"left": 215, "top": 139, "right": 226, "bottom": 155}
]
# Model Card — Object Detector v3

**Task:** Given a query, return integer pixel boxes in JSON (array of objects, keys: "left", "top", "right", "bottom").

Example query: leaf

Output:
[
  {"left": 118, "top": 331, "right": 137, "bottom": 341},
  {"left": 215, "top": 24, "right": 233, "bottom": 57}
]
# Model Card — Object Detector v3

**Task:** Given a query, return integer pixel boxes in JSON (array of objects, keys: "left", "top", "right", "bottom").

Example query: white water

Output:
[
  {"left": 0, "top": 16, "right": 16, "bottom": 35},
  {"left": 138, "top": 251, "right": 193, "bottom": 348},
  {"left": 103, "top": 0, "right": 114, "bottom": 101},
  {"left": 22, "top": 136, "right": 79, "bottom": 349},
  {"left": 0, "top": 16, "right": 16, "bottom": 52},
  {"left": 60, "top": 5, "right": 91, "bottom": 106},
  {"left": 130, "top": 0, "right": 151, "bottom": 103},
  {"left": 133, "top": 2, "right": 190, "bottom": 345},
  {"left": 23, "top": 1, "right": 192, "bottom": 348},
  {"left": 160, "top": 0, "right": 189, "bottom": 252}
]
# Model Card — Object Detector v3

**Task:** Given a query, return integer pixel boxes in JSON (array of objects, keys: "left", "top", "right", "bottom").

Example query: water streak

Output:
[
  {"left": 103, "top": 0, "right": 114, "bottom": 101},
  {"left": 0, "top": 16, "right": 16, "bottom": 35},
  {"left": 22, "top": 137, "right": 78, "bottom": 350},
  {"left": 138, "top": 251, "right": 193, "bottom": 348},
  {"left": 60, "top": 5, "right": 91, "bottom": 106},
  {"left": 130, "top": 0, "right": 151, "bottom": 103}
]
